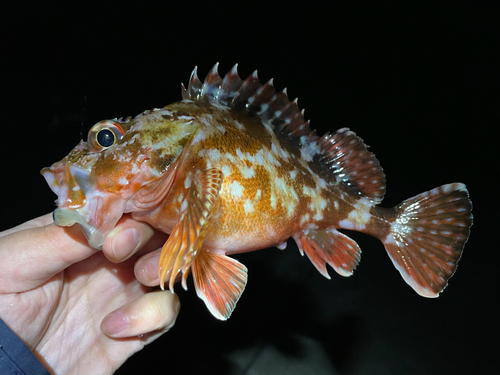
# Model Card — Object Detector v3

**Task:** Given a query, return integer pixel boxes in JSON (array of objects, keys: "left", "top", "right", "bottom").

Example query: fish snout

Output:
[
  {"left": 42, "top": 164, "right": 108, "bottom": 248},
  {"left": 41, "top": 164, "right": 95, "bottom": 209}
]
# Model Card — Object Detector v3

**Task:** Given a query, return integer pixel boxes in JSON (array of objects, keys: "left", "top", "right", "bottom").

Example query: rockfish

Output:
[{"left": 42, "top": 64, "right": 473, "bottom": 320}]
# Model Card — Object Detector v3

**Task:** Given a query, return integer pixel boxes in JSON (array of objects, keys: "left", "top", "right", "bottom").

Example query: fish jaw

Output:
[
  {"left": 41, "top": 163, "right": 127, "bottom": 249},
  {"left": 51, "top": 195, "right": 126, "bottom": 249}
]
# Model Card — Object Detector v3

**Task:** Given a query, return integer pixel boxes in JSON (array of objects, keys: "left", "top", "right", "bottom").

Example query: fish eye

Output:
[
  {"left": 96, "top": 129, "right": 115, "bottom": 147},
  {"left": 88, "top": 120, "right": 125, "bottom": 152}
]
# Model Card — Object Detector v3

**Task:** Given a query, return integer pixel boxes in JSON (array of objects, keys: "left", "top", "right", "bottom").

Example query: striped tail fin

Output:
[{"left": 382, "top": 183, "right": 472, "bottom": 297}]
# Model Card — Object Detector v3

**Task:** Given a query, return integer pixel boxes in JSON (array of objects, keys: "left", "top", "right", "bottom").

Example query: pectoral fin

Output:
[
  {"left": 294, "top": 228, "right": 361, "bottom": 278},
  {"left": 158, "top": 168, "right": 223, "bottom": 292},
  {"left": 192, "top": 249, "right": 248, "bottom": 320}
]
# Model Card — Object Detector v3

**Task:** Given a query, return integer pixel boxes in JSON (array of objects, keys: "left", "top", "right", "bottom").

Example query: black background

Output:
[{"left": 1, "top": 1, "right": 498, "bottom": 374}]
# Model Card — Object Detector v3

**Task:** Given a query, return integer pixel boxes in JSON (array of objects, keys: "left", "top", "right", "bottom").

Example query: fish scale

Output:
[{"left": 42, "top": 63, "right": 472, "bottom": 320}]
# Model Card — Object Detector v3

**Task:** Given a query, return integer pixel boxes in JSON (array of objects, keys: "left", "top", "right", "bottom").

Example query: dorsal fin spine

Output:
[
  {"left": 187, "top": 66, "right": 202, "bottom": 100},
  {"left": 181, "top": 64, "right": 386, "bottom": 203}
]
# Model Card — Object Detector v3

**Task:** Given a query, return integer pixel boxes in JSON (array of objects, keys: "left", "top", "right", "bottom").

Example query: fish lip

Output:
[
  {"left": 41, "top": 164, "right": 95, "bottom": 209},
  {"left": 41, "top": 167, "right": 60, "bottom": 196},
  {"left": 53, "top": 207, "right": 106, "bottom": 248}
]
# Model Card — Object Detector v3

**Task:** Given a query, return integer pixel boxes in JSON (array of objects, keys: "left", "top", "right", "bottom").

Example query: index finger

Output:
[{"left": 0, "top": 216, "right": 97, "bottom": 293}]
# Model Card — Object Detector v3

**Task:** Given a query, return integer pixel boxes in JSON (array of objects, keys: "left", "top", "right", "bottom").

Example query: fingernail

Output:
[
  {"left": 102, "top": 312, "right": 129, "bottom": 336},
  {"left": 112, "top": 227, "right": 140, "bottom": 261}
]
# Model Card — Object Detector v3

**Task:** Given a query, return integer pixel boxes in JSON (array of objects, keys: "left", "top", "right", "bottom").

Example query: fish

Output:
[{"left": 41, "top": 63, "right": 473, "bottom": 320}]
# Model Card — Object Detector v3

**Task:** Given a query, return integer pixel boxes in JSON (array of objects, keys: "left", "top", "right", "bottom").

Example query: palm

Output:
[
  {"left": 2, "top": 251, "right": 150, "bottom": 373},
  {"left": 0, "top": 215, "right": 178, "bottom": 374}
]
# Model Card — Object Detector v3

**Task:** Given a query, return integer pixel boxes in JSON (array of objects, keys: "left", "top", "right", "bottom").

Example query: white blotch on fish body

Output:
[
  {"left": 255, "top": 150, "right": 264, "bottom": 165},
  {"left": 320, "top": 199, "right": 327, "bottom": 210},
  {"left": 266, "top": 151, "right": 280, "bottom": 166},
  {"left": 275, "top": 177, "right": 286, "bottom": 191},
  {"left": 286, "top": 200, "right": 297, "bottom": 217},
  {"left": 344, "top": 199, "right": 373, "bottom": 229},
  {"left": 234, "top": 120, "right": 245, "bottom": 130},
  {"left": 270, "top": 192, "right": 277, "bottom": 209},
  {"left": 271, "top": 143, "right": 278, "bottom": 154},
  {"left": 221, "top": 165, "right": 232, "bottom": 176},
  {"left": 207, "top": 148, "right": 222, "bottom": 162},
  {"left": 224, "top": 152, "right": 236, "bottom": 163},
  {"left": 254, "top": 189, "right": 262, "bottom": 200},
  {"left": 306, "top": 223, "right": 319, "bottom": 230},
  {"left": 230, "top": 180, "right": 244, "bottom": 198},
  {"left": 244, "top": 199, "right": 254, "bottom": 214},
  {"left": 300, "top": 213, "right": 310, "bottom": 226},
  {"left": 192, "top": 129, "right": 206, "bottom": 144},
  {"left": 314, "top": 212, "right": 323, "bottom": 221},
  {"left": 280, "top": 148, "right": 290, "bottom": 159},
  {"left": 241, "top": 165, "right": 255, "bottom": 178}
]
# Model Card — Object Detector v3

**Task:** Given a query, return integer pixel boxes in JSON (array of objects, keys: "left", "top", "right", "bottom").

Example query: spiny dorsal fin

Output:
[
  {"left": 181, "top": 64, "right": 385, "bottom": 203},
  {"left": 181, "top": 63, "right": 317, "bottom": 144}
]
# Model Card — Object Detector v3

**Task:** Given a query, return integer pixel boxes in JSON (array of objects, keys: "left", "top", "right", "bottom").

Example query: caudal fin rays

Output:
[{"left": 382, "top": 183, "right": 472, "bottom": 297}]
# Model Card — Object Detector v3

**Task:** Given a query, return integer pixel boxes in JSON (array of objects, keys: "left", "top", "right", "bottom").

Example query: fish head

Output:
[{"left": 42, "top": 108, "right": 197, "bottom": 248}]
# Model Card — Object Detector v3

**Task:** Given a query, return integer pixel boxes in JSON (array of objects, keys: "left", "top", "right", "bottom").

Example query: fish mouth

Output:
[
  {"left": 53, "top": 208, "right": 107, "bottom": 248},
  {"left": 42, "top": 164, "right": 125, "bottom": 249}
]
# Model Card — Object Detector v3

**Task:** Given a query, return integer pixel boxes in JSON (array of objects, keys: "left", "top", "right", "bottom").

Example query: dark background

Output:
[{"left": 1, "top": 1, "right": 498, "bottom": 374}]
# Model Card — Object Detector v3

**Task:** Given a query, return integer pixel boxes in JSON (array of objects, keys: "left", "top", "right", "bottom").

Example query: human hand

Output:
[{"left": 0, "top": 213, "right": 179, "bottom": 374}]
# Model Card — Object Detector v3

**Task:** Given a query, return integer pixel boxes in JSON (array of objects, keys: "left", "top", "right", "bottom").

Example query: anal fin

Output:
[
  {"left": 158, "top": 168, "right": 223, "bottom": 292},
  {"left": 192, "top": 249, "right": 248, "bottom": 321},
  {"left": 293, "top": 228, "right": 361, "bottom": 278}
]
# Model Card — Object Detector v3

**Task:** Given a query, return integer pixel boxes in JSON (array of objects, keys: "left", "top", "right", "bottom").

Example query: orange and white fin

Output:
[
  {"left": 293, "top": 228, "right": 361, "bottom": 278},
  {"left": 382, "top": 183, "right": 472, "bottom": 297},
  {"left": 192, "top": 249, "right": 248, "bottom": 320},
  {"left": 158, "top": 168, "right": 223, "bottom": 292}
]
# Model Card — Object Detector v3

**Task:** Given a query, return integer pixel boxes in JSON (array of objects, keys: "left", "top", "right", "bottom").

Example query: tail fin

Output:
[{"left": 382, "top": 183, "right": 472, "bottom": 297}]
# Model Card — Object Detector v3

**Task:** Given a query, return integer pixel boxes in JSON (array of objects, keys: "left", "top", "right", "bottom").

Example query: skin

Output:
[{"left": 0, "top": 213, "right": 178, "bottom": 374}]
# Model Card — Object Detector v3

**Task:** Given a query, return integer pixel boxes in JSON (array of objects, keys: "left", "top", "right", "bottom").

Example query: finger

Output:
[
  {"left": 101, "top": 290, "right": 180, "bottom": 338},
  {"left": 0, "top": 220, "right": 96, "bottom": 293},
  {"left": 0, "top": 213, "right": 54, "bottom": 237},
  {"left": 134, "top": 250, "right": 183, "bottom": 290},
  {"left": 102, "top": 215, "right": 168, "bottom": 263},
  {"left": 134, "top": 249, "right": 162, "bottom": 287}
]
